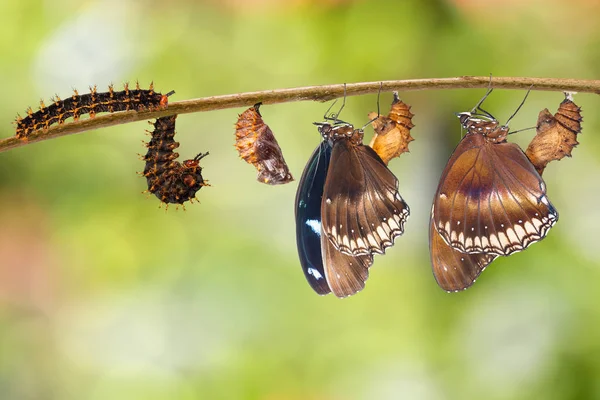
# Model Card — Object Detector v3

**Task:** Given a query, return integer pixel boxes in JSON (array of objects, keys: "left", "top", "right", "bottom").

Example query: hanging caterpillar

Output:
[
  {"left": 142, "top": 115, "right": 209, "bottom": 206},
  {"left": 15, "top": 82, "right": 173, "bottom": 139}
]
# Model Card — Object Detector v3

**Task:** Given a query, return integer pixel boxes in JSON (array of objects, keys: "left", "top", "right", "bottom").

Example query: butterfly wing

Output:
[
  {"left": 322, "top": 227, "right": 373, "bottom": 298},
  {"left": 429, "top": 216, "right": 497, "bottom": 292},
  {"left": 322, "top": 140, "right": 409, "bottom": 256},
  {"left": 433, "top": 134, "right": 558, "bottom": 256},
  {"left": 295, "top": 142, "right": 332, "bottom": 295}
]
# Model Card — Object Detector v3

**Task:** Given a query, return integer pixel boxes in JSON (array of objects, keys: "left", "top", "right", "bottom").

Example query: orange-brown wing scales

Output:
[
  {"left": 434, "top": 135, "right": 558, "bottom": 256},
  {"left": 429, "top": 218, "right": 497, "bottom": 292},
  {"left": 322, "top": 141, "right": 409, "bottom": 256}
]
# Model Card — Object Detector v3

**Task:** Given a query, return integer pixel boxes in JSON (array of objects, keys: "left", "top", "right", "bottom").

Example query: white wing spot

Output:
[
  {"left": 524, "top": 221, "right": 536, "bottom": 234},
  {"left": 326, "top": 198, "right": 332, "bottom": 204},
  {"left": 506, "top": 228, "right": 518, "bottom": 244}
]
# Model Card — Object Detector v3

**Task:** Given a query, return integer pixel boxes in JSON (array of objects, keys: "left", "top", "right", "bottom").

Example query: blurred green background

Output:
[{"left": 1, "top": 0, "right": 600, "bottom": 399}]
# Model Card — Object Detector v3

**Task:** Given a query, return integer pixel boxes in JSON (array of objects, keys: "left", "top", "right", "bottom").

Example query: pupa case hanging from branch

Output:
[
  {"left": 368, "top": 92, "right": 415, "bottom": 165},
  {"left": 234, "top": 103, "right": 293, "bottom": 185},
  {"left": 525, "top": 93, "right": 582, "bottom": 175}
]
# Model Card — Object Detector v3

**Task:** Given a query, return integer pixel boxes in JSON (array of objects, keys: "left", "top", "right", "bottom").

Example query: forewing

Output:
[
  {"left": 322, "top": 140, "right": 409, "bottom": 256},
  {"left": 295, "top": 142, "right": 332, "bottom": 295},
  {"left": 433, "top": 134, "right": 558, "bottom": 256}
]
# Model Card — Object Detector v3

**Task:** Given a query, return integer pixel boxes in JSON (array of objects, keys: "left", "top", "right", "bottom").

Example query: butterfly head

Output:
[
  {"left": 456, "top": 112, "right": 508, "bottom": 143},
  {"left": 313, "top": 121, "right": 355, "bottom": 143}
]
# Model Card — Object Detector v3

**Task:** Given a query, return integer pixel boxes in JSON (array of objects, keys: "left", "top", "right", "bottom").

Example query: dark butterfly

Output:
[
  {"left": 430, "top": 89, "right": 558, "bottom": 291},
  {"left": 295, "top": 115, "right": 409, "bottom": 298}
]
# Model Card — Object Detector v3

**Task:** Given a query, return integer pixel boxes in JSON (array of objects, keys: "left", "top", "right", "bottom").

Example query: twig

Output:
[{"left": 1, "top": 76, "right": 599, "bottom": 153}]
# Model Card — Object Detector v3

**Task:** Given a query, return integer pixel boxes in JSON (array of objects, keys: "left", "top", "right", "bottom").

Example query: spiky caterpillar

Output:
[
  {"left": 15, "top": 82, "right": 173, "bottom": 139},
  {"left": 142, "top": 115, "right": 209, "bottom": 206}
]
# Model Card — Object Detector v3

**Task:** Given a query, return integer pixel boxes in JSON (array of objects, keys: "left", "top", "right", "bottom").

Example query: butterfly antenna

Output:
[
  {"left": 323, "top": 100, "right": 339, "bottom": 121},
  {"left": 506, "top": 84, "right": 533, "bottom": 126},
  {"left": 332, "top": 83, "right": 347, "bottom": 122},
  {"left": 476, "top": 106, "right": 496, "bottom": 120},
  {"left": 361, "top": 82, "right": 383, "bottom": 130},
  {"left": 376, "top": 82, "right": 382, "bottom": 117},
  {"left": 471, "top": 74, "right": 494, "bottom": 114},
  {"left": 508, "top": 126, "right": 536, "bottom": 135}
]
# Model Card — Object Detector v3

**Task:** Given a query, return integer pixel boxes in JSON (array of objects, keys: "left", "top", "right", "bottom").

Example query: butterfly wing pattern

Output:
[
  {"left": 322, "top": 138, "right": 409, "bottom": 256},
  {"left": 430, "top": 107, "right": 559, "bottom": 291},
  {"left": 433, "top": 133, "right": 558, "bottom": 256},
  {"left": 322, "top": 229, "right": 374, "bottom": 297},
  {"left": 295, "top": 118, "right": 409, "bottom": 298},
  {"left": 429, "top": 218, "right": 497, "bottom": 292}
]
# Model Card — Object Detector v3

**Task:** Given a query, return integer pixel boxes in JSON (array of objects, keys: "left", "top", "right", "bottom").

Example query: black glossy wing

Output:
[
  {"left": 295, "top": 141, "right": 332, "bottom": 295},
  {"left": 429, "top": 216, "right": 497, "bottom": 292},
  {"left": 322, "top": 140, "right": 409, "bottom": 256},
  {"left": 433, "top": 134, "right": 558, "bottom": 256}
]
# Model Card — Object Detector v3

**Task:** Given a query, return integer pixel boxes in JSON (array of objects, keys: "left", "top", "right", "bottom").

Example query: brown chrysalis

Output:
[
  {"left": 368, "top": 92, "right": 415, "bottom": 165},
  {"left": 525, "top": 93, "right": 582, "bottom": 174},
  {"left": 142, "top": 115, "right": 209, "bottom": 206},
  {"left": 234, "top": 103, "right": 293, "bottom": 185},
  {"left": 16, "top": 82, "right": 173, "bottom": 139}
]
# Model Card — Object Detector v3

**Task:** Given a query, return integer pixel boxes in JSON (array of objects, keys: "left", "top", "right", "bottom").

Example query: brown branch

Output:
[{"left": 2, "top": 76, "right": 599, "bottom": 153}]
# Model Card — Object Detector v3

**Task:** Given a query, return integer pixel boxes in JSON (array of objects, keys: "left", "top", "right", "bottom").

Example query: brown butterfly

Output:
[
  {"left": 429, "top": 219, "right": 497, "bottom": 292},
  {"left": 295, "top": 97, "right": 409, "bottom": 298},
  {"left": 430, "top": 88, "right": 558, "bottom": 291},
  {"left": 318, "top": 121, "right": 409, "bottom": 258}
]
